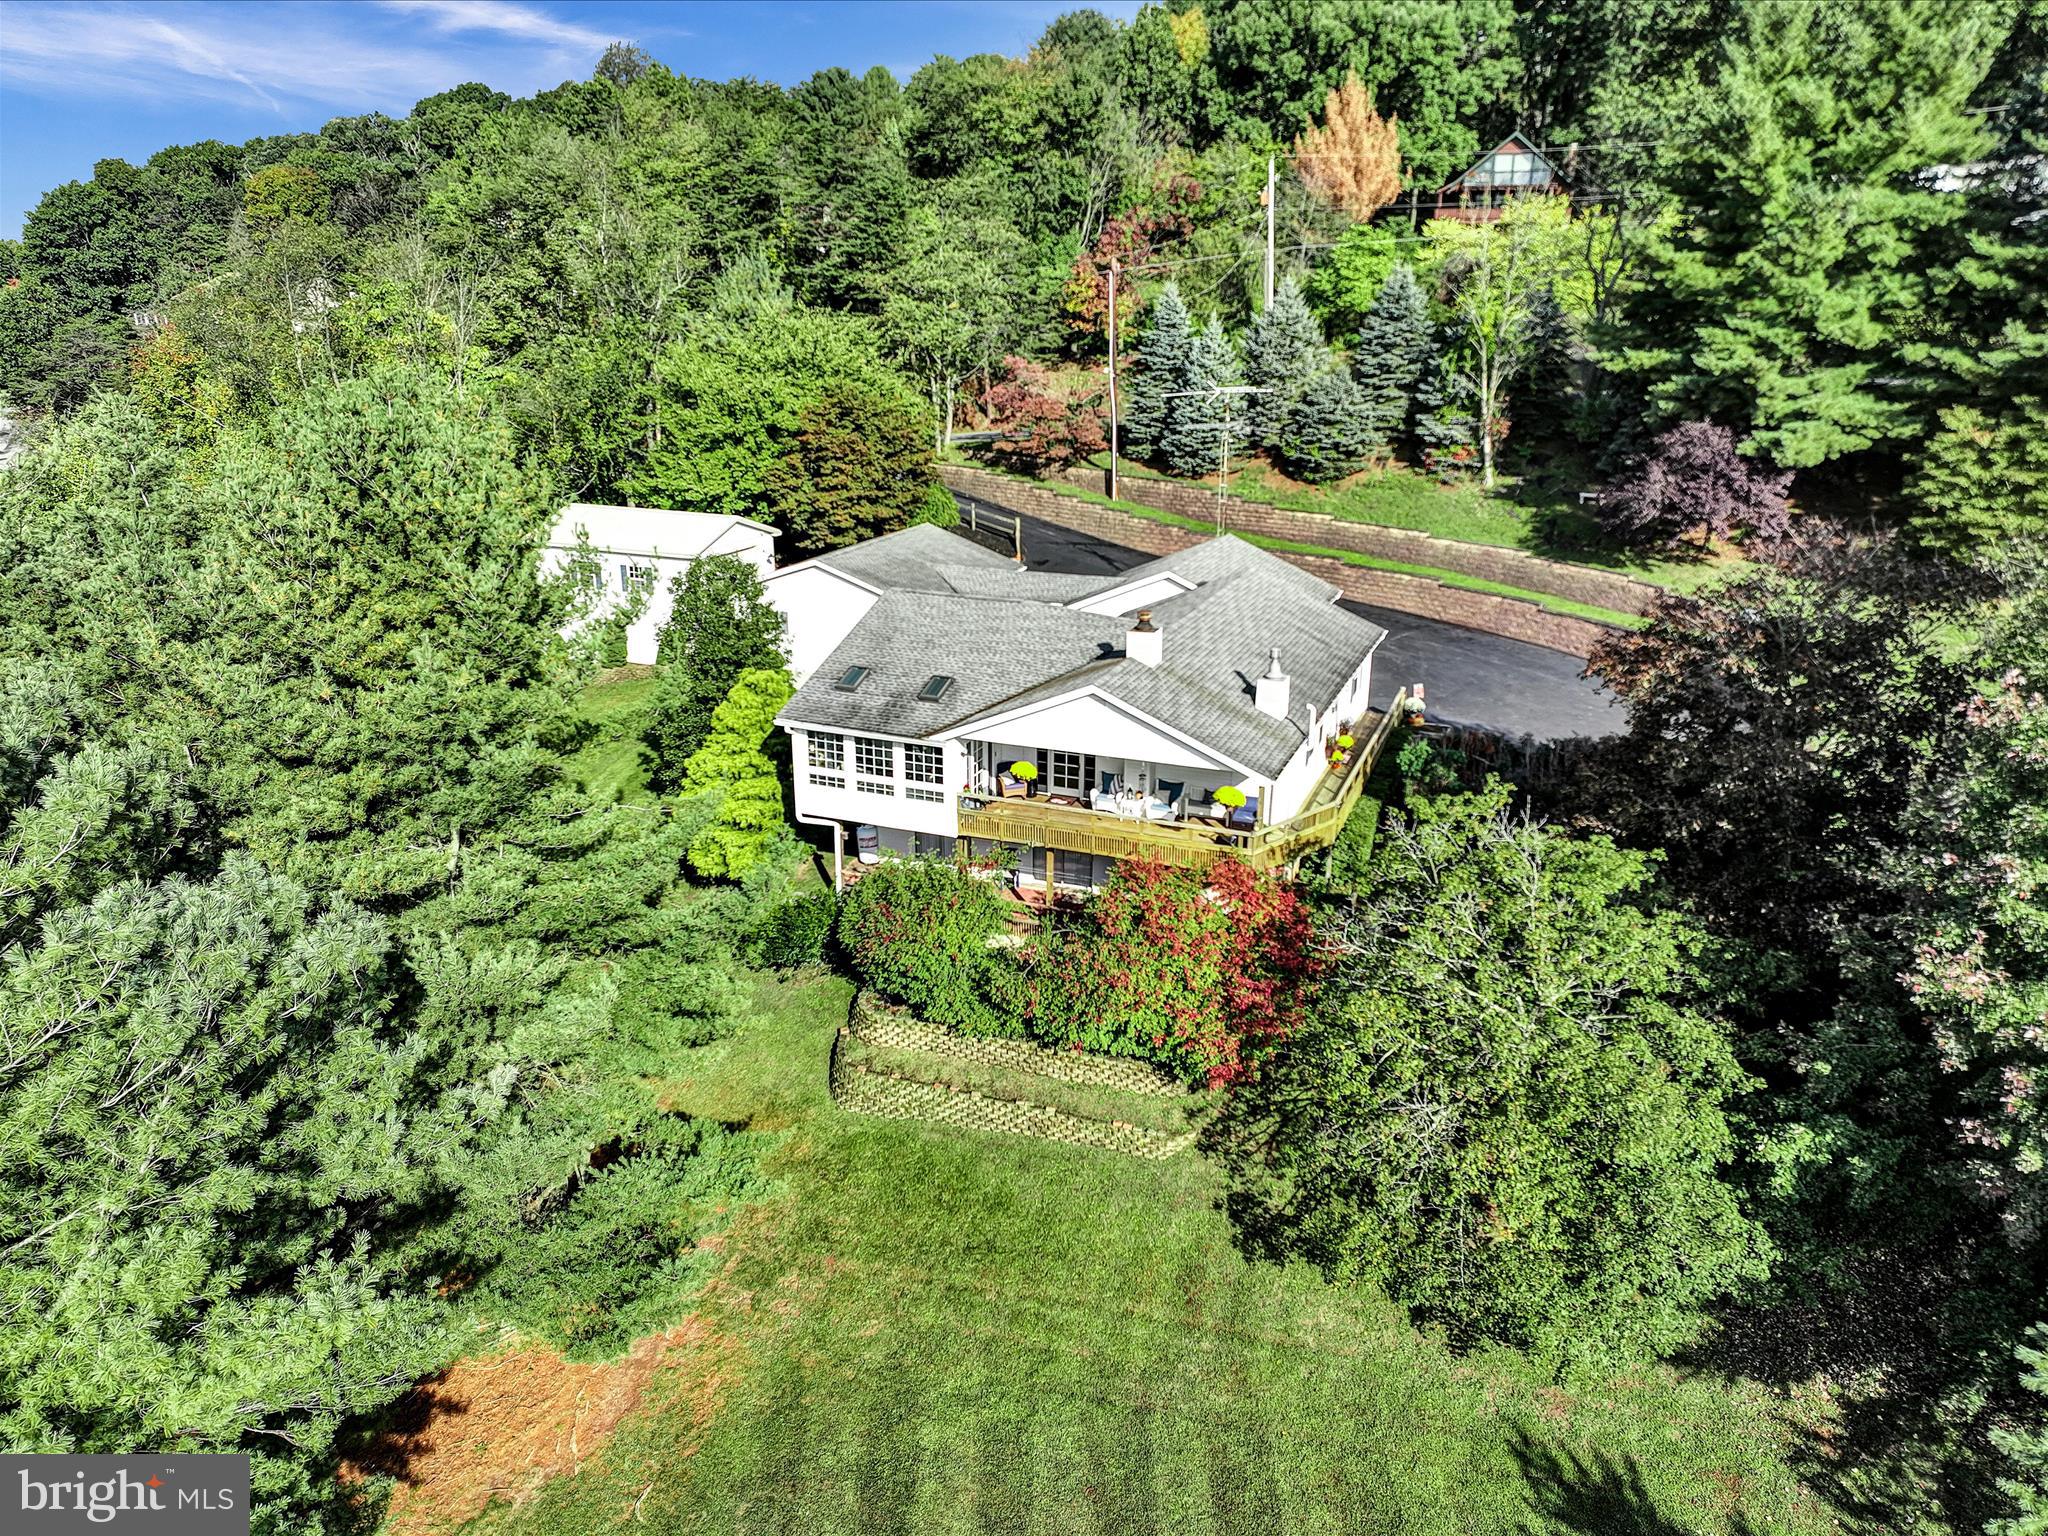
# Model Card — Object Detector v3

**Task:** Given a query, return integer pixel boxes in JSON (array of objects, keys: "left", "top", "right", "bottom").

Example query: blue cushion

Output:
[
  {"left": 1099, "top": 770, "right": 1118, "bottom": 796},
  {"left": 1156, "top": 779, "right": 1184, "bottom": 803}
]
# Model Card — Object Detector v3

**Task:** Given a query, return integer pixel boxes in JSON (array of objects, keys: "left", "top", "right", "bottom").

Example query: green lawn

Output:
[
  {"left": 560, "top": 671, "right": 659, "bottom": 803},
  {"left": 461, "top": 972, "right": 1837, "bottom": 1536}
]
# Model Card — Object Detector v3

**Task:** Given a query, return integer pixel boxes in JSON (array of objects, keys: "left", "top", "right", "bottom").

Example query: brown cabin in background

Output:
[{"left": 1418, "top": 134, "right": 1569, "bottom": 222}]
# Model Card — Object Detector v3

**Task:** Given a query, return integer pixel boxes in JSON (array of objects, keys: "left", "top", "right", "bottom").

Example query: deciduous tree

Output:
[
  {"left": 1599, "top": 420, "right": 1794, "bottom": 549},
  {"left": 1214, "top": 782, "right": 1765, "bottom": 1363},
  {"left": 681, "top": 666, "right": 794, "bottom": 879}
]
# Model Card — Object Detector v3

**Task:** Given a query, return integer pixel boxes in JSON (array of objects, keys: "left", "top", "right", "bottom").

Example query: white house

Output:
[
  {"left": 770, "top": 524, "right": 1387, "bottom": 892},
  {"left": 546, "top": 503, "right": 778, "bottom": 664}
]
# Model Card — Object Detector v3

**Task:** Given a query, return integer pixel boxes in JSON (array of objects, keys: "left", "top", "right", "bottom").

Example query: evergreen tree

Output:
[
  {"left": 1615, "top": 0, "right": 2010, "bottom": 468},
  {"left": 1161, "top": 314, "right": 1242, "bottom": 479},
  {"left": 1410, "top": 339, "right": 1479, "bottom": 477},
  {"left": 1350, "top": 263, "right": 1432, "bottom": 450},
  {"left": 681, "top": 666, "right": 795, "bottom": 880},
  {"left": 646, "top": 553, "right": 786, "bottom": 791},
  {"left": 1242, "top": 275, "right": 1324, "bottom": 446},
  {"left": 1907, "top": 73, "right": 2048, "bottom": 555},
  {"left": 1276, "top": 364, "right": 1372, "bottom": 483},
  {"left": 1122, "top": 282, "right": 1195, "bottom": 461}
]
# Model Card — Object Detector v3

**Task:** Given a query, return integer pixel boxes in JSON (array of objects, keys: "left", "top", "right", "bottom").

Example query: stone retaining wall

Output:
[
  {"left": 851, "top": 992, "right": 1188, "bottom": 1098},
  {"left": 938, "top": 462, "right": 1626, "bottom": 659},
  {"left": 829, "top": 1033, "right": 1194, "bottom": 1159}
]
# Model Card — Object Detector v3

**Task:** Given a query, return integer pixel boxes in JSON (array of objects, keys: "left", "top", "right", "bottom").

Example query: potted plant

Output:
[
  {"left": 1214, "top": 785, "right": 1247, "bottom": 827},
  {"left": 1010, "top": 760, "right": 1039, "bottom": 798}
]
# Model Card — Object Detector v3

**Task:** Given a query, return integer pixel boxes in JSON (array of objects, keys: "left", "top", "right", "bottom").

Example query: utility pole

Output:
[
  {"left": 1262, "top": 155, "right": 1277, "bottom": 308},
  {"left": 1106, "top": 257, "right": 1120, "bottom": 501}
]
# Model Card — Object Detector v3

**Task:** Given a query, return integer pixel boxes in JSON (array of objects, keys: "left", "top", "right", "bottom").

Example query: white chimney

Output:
[
  {"left": 1127, "top": 609, "right": 1163, "bottom": 668},
  {"left": 1255, "top": 648, "right": 1291, "bottom": 718}
]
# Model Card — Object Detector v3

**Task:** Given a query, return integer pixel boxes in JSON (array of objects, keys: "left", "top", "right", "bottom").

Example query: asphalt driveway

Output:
[{"left": 954, "top": 498, "right": 1623, "bottom": 742}]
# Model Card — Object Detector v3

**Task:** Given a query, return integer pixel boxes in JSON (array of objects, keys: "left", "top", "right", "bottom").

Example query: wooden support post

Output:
[{"left": 1044, "top": 846, "right": 1055, "bottom": 894}]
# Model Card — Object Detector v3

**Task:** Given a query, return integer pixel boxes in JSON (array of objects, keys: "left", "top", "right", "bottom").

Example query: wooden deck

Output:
[{"left": 956, "top": 693, "right": 1405, "bottom": 876}]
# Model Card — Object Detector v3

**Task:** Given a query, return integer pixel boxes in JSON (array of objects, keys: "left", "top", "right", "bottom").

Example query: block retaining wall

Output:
[
  {"left": 851, "top": 992, "right": 1188, "bottom": 1098},
  {"left": 829, "top": 1031, "right": 1195, "bottom": 1160},
  {"left": 1054, "top": 467, "right": 1660, "bottom": 617},
  {"left": 938, "top": 463, "right": 1626, "bottom": 659}
]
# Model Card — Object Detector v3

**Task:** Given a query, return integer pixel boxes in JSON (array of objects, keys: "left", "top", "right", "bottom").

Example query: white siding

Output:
[
  {"left": 763, "top": 565, "right": 880, "bottom": 683},
  {"left": 1069, "top": 573, "right": 1194, "bottom": 617},
  {"left": 545, "top": 507, "right": 776, "bottom": 665},
  {"left": 787, "top": 724, "right": 965, "bottom": 839},
  {"left": 951, "top": 692, "right": 1234, "bottom": 771}
]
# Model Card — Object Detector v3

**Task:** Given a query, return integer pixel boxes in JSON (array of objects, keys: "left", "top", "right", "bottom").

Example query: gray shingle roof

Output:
[
  {"left": 780, "top": 533, "right": 1386, "bottom": 778},
  {"left": 804, "top": 522, "right": 1015, "bottom": 591}
]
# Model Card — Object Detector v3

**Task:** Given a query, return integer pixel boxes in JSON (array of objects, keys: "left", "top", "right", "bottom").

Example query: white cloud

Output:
[
  {"left": 0, "top": 1, "right": 603, "bottom": 114},
  {"left": 377, "top": 0, "right": 614, "bottom": 52}
]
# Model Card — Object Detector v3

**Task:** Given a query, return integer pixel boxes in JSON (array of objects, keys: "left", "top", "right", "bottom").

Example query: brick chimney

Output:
[
  {"left": 1127, "top": 609, "right": 1163, "bottom": 668},
  {"left": 1254, "top": 648, "right": 1290, "bottom": 718}
]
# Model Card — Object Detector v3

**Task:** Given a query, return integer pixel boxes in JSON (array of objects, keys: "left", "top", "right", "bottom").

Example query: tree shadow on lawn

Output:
[
  {"left": 1511, "top": 1428, "right": 1763, "bottom": 1536},
  {"left": 1677, "top": 1264, "right": 2004, "bottom": 1536}
]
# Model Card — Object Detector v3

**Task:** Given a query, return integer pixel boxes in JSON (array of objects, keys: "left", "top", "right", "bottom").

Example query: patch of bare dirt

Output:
[{"left": 345, "top": 1318, "right": 740, "bottom": 1536}]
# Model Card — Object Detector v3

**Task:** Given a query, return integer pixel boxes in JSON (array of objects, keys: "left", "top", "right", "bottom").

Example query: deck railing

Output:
[{"left": 955, "top": 691, "right": 1407, "bottom": 875}]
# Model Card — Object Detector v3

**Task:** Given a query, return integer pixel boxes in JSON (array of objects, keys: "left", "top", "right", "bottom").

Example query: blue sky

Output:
[{"left": 0, "top": 0, "right": 1143, "bottom": 236}]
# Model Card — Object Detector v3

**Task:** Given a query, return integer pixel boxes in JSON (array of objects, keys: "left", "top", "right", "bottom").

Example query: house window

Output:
[
  {"left": 1038, "top": 750, "right": 1096, "bottom": 797},
  {"left": 906, "top": 787, "right": 944, "bottom": 803},
  {"left": 904, "top": 744, "right": 943, "bottom": 784},
  {"left": 855, "top": 737, "right": 895, "bottom": 795},
  {"left": 807, "top": 731, "right": 845, "bottom": 789}
]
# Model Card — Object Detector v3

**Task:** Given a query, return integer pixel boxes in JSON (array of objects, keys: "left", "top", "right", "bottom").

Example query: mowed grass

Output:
[
  {"left": 461, "top": 973, "right": 1837, "bottom": 1536},
  {"left": 561, "top": 671, "right": 658, "bottom": 803}
]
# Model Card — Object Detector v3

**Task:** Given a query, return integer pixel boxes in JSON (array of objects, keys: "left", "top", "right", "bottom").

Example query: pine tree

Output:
[
  {"left": 1294, "top": 70, "right": 1403, "bottom": 221},
  {"left": 1242, "top": 275, "right": 1325, "bottom": 447},
  {"left": 1907, "top": 76, "right": 2048, "bottom": 554},
  {"left": 682, "top": 666, "right": 795, "bottom": 880},
  {"left": 1122, "top": 283, "right": 1194, "bottom": 461},
  {"left": 1351, "top": 264, "right": 1433, "bottom": 451},
  {"left": 1411, "top": 339, "right": 1479, "bottom": 478},
  {"left": 1161, "top": 314, "right": 1243, "bottom": 478},
  {"left": 1276, "top": 365, "right": 1372, "bottom": 484},
  {"left": 1616, "top": 0, "right": 2006, "bottom": 468},
  {"left": 646, "top": 554, "right": 786, "bottom": 791}
]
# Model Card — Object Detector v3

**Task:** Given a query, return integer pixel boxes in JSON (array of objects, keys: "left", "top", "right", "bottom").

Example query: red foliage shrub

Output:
[
  {"left": 1028, "top": 857, "right": 1323, "bottom": 1087},
  {"left": 980, "top": 356, "right": 1108, "bottom": 475}
]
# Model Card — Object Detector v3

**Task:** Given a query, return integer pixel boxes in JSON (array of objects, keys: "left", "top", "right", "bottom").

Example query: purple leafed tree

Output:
[{"left": 1600, "top": 422, "right": 1794, "bottom": 549}]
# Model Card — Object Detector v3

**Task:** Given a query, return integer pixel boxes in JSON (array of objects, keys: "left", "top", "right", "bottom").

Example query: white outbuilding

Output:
[{"left": 545, "top": 503, "right": 778, "bottom": 664}]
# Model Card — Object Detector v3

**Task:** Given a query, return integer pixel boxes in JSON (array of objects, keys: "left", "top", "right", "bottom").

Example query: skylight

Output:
[
  {"left": 917, "top": 674, "right": 955, "bottom": 702},
  {"left": 834, "top": 665, "right": 870, "bottom": 692}
]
